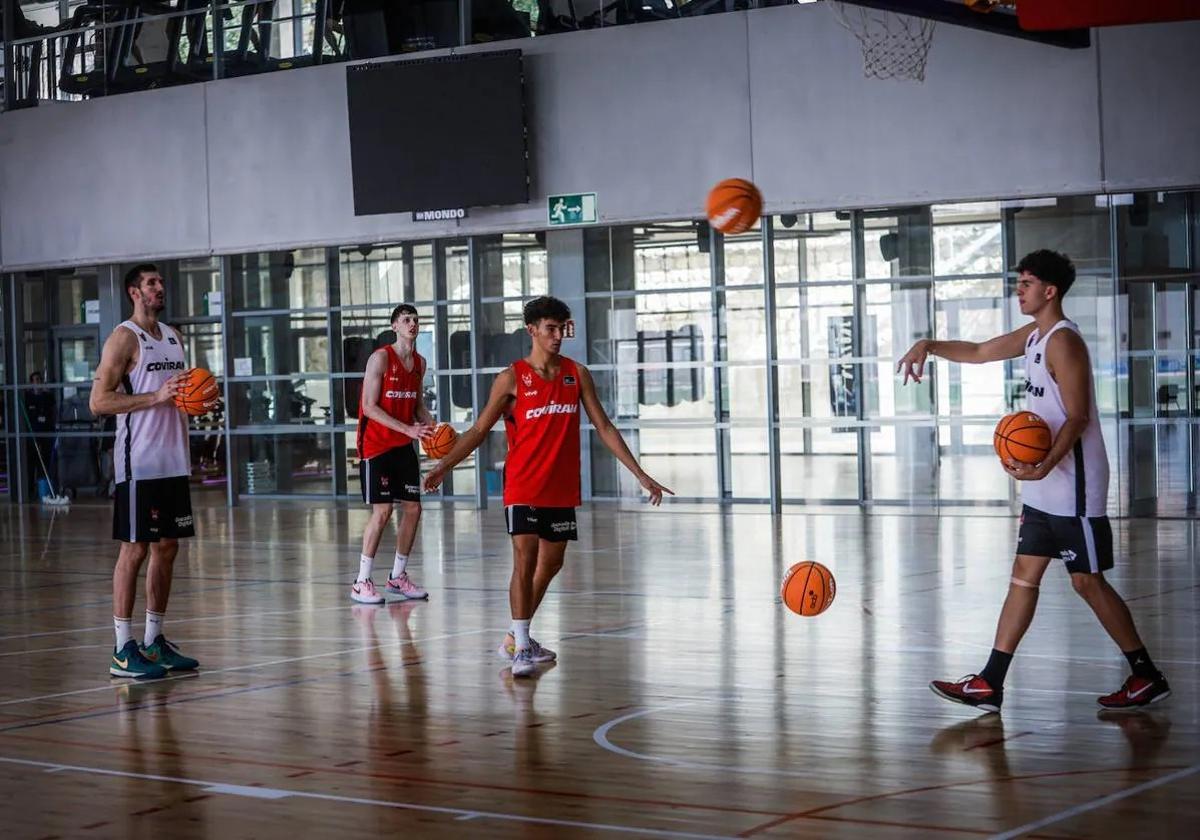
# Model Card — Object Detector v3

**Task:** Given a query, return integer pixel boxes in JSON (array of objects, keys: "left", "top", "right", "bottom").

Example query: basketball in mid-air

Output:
[
  {"left": 781, "top": 561, "right": 836, "bottom": 617},
  {"left": 421, "top": 423, "right": 458, "bottom": 459},
  {"left": 706, "top": 178, "right": 763, "bottom": 235},
  {"left": 994, "top": 412, "right": 1051, "bottom": 465},
  {"left": 174, "top": 368, "right": 220, "bottom": 417}
]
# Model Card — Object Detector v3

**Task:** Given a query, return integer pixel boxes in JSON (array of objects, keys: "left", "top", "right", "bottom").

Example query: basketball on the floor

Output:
[
  {"left": 706, "top": 178, "right": 762, "bottom": 235},
  {"left": 781, "top": 561, "right": 836, "bottom": 617},
  {"left": 994, "top": 411, "right": 1052, "bottom": 464},
  {"left": 421, "top": 423, "right": 458, "bottom": 459},
  {"left": 174, "top": 368, "right": 219, "bottom": 416}
]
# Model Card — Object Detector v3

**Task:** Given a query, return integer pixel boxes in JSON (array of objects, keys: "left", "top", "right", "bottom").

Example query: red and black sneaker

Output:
[
  {"left": 930, "top": 674, "right": 1002, "bottom": 713},
  {"left": 1098, "top": 674, "right": 1171, "bottom": 710}
]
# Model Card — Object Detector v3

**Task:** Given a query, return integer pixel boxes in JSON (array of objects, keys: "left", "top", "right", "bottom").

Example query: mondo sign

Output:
[{"left": 412, "top": 208, "right": 467, "bottom": 222}]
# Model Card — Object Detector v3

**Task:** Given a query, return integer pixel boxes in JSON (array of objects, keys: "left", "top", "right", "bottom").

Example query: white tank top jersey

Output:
[
  {"left": 1020, "top": 319, "right": 1109, "bottom": 518},
  {"left": 113, "top": 320, "right": 191, "bottom": 483}
]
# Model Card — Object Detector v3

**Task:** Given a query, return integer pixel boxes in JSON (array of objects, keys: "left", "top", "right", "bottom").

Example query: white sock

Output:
[
  {"left": 391, "top": 553, "right": 409, "bottom": 578},
  {"left": 512, "top": 619, "right": 531, "bottom": 650},
  {"left": 144, "top": 610, "right": 164, "bottom": 646},
  {"left": 357, "top": 554, "right": 373, "bottom": 583},
  {"left": 114, "top": 616, "right": 133, "bottom": 649}
]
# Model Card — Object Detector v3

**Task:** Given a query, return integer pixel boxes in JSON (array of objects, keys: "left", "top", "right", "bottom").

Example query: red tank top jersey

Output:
[
  {"left": 358, "top": 346, "right": 424, "bottom": 460},
  {"left": 503, "top": 357, "right": 582, "bottom": 508}
]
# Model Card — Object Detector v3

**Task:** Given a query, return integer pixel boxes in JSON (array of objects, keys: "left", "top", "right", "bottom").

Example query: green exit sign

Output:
[{"left": 547, "top": 193, "right": 598, "bottom": 226}]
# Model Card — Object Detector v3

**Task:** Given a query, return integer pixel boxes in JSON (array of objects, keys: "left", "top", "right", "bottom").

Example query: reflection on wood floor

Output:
[{"left": 0, "top": 500, "right": 1196, "bottom": 838}]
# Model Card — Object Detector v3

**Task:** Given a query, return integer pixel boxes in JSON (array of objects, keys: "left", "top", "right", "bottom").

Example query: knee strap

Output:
[{"left": 1011, "top": 576, "right": 1040, "bottom": 589}]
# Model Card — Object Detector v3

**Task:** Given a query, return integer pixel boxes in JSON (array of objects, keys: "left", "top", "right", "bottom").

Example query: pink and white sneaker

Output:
[
  {"left": 385, "top": 572, "right": 429, "bottom": 600},
  {"left": 497, "top": 634, "right": 557, "bottom": 663},
  {"left": 350, "top": 578, "right": 384, "bottom": 605}
]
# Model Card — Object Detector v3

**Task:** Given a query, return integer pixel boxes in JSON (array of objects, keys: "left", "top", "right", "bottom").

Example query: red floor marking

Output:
[
  {"left": 130, "top": 806, "right": 164, "bottom": 817},
  {"left": 1126, "top": 583, "right": 1200, "bottom": 603},
  {"left": 1, "top": 732, "right": 786, "bottom": 819},
  {"left": 181, "top": 795, "right": 212, "bottom": 803},
  {"left": 79, "top": 822, "right": 110, "bottom": 831},
  {"left": 334, "top": 760, "right": 362, "bottom": 767},
  {"left": 433, "top": 740, "right": 460, "bottom": 746},
  {"left": 570, "top": 713, "right": 595, "bottom": 719},
  {"left": 734, "top": 764, "right": 1189, "bottom": 837},
  {"left": 287, "top": 771, "right": 314, "bottom": 778}
]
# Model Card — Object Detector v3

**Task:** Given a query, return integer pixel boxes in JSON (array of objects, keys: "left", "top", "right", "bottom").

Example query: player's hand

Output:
[
  {"left": 422, "top": 468, "right": 445, "bottom": 494},
  {"left": 638, "top": 473, "right": 674, "bottom": 506},
  {"left": 154, "top": 372, "right": 187, "bottom": 405},
  {"left": 408, "top": 422, "right": 436, "bottom": 440},
  {"left": 1003, "top": 457, "right": 1048, "bottom": 481},
  {"left": 897, "top": 340, "right": 931, "bottom": 385}
]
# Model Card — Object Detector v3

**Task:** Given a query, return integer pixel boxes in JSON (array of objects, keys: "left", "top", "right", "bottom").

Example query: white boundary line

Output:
[
  {"left": 987, "top": 763, "right": 1200, "bottom": 839},
  {"left": 0, "top": 755, "right": 736, "bottom": 840}
]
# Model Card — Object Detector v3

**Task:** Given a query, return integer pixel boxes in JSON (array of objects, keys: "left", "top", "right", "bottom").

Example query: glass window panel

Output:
[
  {"left": 932, "top": 202, "right": 1003, "bottom": 276},
  {"left": 234, "top": 433, "right": 333, "bottom": 496},
  {"left": 722, "top": 230, "right": 763, "bottom": 287},
  {"left": 229, "top": 379, "right": 332, "bottom": 427},
  {"left": 170, "top": 258, "right": 222, "bottom": 317},
  {"left": 229, "top": 313, "right": 329, "bottom": 376},
  {"left": 177, "top": 323, "right": 224, "bottom": 377},
  {"left": 719, "top": 288, "right": 766, "bottom": 363},
  {"left": 28, "top": 432, "right": 111, "bottom": 499},
  {"left": 476, "top": 233, "right": 547, "bottom": 299},
  {"left": 723, "top": 366, "right": 766, "bottom": 422},
  {"left": 632, "top": 223, "right": 711, "bottom": 291},
  {"left": 1007, "top": 195, "right": 1111, "bottom": 272},
  {"left": 229, "top": 249, "right": 328, "bottom": 310},
  {"left": 338, "top": 242, "right": 436, "bottom": 307},
  {"left": 727, "top": 426, "right": 768, "bottom": 499},
  {"left": 189, "top": 430, "right": 228, "bottom": 495},
  {"left": 444, "top": 240, "right": 471, "bottom": 301},
  {"left": 771, "top": 213, "right": 853, "bottom": 283},
  {"left": 780, "top": 424, "right": 859, "bottom": 500},
  {"left": 775, "top": 285, "right": 853, "bottom": 361},
  {"left": 863, "top": 209, "right": 932, "bottom": 279},
  {"left": 870, "top": 424, "right": 938, "bottom": 503},
  {"left": 936, "top": 423, "right": 1008, "bottom": 502},
  {"left": 593, "top": 426, "right": 715, "bottom": 498}
]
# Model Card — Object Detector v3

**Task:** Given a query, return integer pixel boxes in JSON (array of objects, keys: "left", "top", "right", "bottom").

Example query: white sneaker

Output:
[
  {"left": 351, "top": 578, "right": 385, "bottom": 604},
  {"left": 511, "top": 648, "right": 535, "bottom": 677}
]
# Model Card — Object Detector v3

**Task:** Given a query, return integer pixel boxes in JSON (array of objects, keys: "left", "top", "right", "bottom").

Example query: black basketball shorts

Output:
[
  {"left": 361, "top": 444, "right": 421, "bottom": 504},
  {"left": 113, "top": 476, "right": 195, "bottom": 543},
  {"left": 1018, "top": 504, "right": 1114, "bottom": 574},
  {"left": 505, "top": 505, "right": 577, "bottom": 542}
]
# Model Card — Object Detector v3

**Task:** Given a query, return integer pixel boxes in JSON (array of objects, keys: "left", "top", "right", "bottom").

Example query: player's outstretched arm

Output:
[
  {"left": 422, "top": 369, "right": 515, "bottom": 493},
  {"left": 897, "top": 323, "right": 1037, "bottom": 384},
  {"left": 577, "top": 364, "right": 674, "bottom": 505},
  {"left": 89, "top": 328, "right": 184, "bottom": 416}
]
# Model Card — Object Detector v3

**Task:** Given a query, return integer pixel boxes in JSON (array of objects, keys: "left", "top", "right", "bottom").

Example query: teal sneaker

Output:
[
  {"left": 141, "top": 635, "right": 199, "bottom": 672},
  {"left": 110, "top": 639, "right": 168, "bottom": 679}
]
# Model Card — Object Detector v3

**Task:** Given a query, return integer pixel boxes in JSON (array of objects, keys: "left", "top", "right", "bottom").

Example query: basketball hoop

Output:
[{"left": 827, "top": 1, "right": 937, "bottom": 83}]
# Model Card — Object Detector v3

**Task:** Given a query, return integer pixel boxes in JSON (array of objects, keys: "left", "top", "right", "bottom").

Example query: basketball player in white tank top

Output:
[
  {"left": 898, "top": 250, "right": 1170, "bottom": 711},
  {"left": 90, "top": 264, "right": 200, "bottom": 679}
]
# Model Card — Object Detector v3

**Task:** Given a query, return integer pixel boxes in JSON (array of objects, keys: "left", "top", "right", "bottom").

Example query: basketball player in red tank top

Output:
[
  {"left": 423, "top": 296, "right": 672, "bottom": 677},
  {"left": 352, "top": 304, "right": 435, "bottom": 605}
]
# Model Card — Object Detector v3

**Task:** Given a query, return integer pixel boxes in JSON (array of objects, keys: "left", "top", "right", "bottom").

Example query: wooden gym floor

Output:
[{"left": 0, "top": 499, "right": 1197, "bottom": 838}]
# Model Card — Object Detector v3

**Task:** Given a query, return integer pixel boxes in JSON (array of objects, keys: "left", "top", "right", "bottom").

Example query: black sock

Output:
[
  {"left": 1124, "top": 648, "right": 1160, "bottom": 680},
  {"left": 979, "top": 649, "right": 1014, "bottom": 689}
]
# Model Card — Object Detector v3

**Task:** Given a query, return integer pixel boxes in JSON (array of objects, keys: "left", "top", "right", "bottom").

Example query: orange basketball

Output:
[
  {"left": 421, "top": 423, "right": 458, "bottom": 459},
  {"left": 994, "top": 411, "right": 1052, "bottom": 465},
  {"left": 174, "top": 368, "right": 220, "bottom": 417},
  {"left": 781, "top": 561, "right": 836, "bottom": 617},
  {"left": 706, "top": 178, "right": 763, "bottom": 235}
]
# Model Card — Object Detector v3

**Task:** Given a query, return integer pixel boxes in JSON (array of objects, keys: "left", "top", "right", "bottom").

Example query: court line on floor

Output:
[
  {"left": 0, "top": 636, "right": 387, "bottom": 659},
  {"left": 0, "top": 603, "right": 355, "bottom": 642},
  {"left": 0, "top": 755, "right": 738, "bottom": 839},
  {"left": 0, "top": 626, "right": 501, "bottom": 709},
  {"left": 986, "top": 762, "right": 1200, "bottom": 840},
  {"left": 0, "top": 731, "right": 789, "bottom": 820}
]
